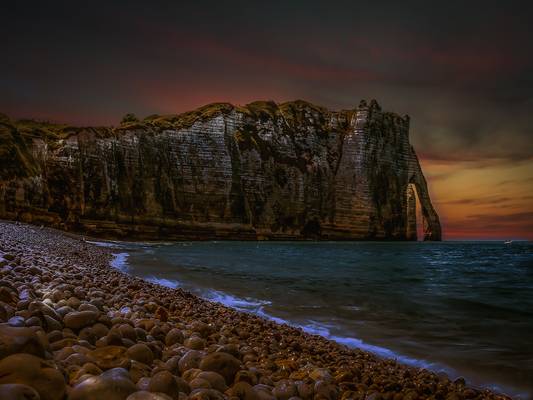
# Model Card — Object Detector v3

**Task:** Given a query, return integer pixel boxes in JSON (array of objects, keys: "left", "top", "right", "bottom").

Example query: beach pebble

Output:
[
  {"left": 0, "top": 353, "right": 66, "bottom": 400},
  {"left": 309, "top": 368, "right": 332, "bottom": 383},
  {"left": 234, "top": 370, "right": 258, "bottom": 386},
  {"left": 89, "top": 345, "right": 131, "bottom": 370},
  {"left": 64, "top": 311, "right": 99, "bottom": 330},
  {"left": 179, "top": 350, "right": 205, "bottom": 373},
  {"left": 199, "top": 352, "right": 242, "bottom": 385},
  {"left": 127, "top": 391, "right": 173, "bottom": 400},
  {"left": 165, "top": 328, "right": 184, "bottom": 346},
  {"left": 130, "top": 360, "right": 152, "bottom": 383},
  {"left": 148, "top": 370, "right": 180, "bottom": 399},
  {"left": 188, "top": 388, "right": 225, "bottom": 400},
  {"left": 229, "top": 381, "right": 259, "bottom": 400},
  {"left": 0, "top": 323, "right": 47, "bottom": 358},
  {"left": 0, "top": 286, "right": 18, "bottom": 305},
  {"left": 314, "top": 380, "right": 338, "bottom": 400},
  {"left": 7, "top": 316, "right": 26, "bottom": 327},
  {"left": 69, "top": 367, "right": 137, "bottom": 400},
  {"left": 273, "top": 379, "right": 298, "bottom": 400},
  {"left": 189, "top": 377, "right": 212, "bottom": 390},
  {"left": 185, "top": 336, "right": 206, "bottom": 350},
  {"left": 196, "top": 371, "right": 227, "bottom": 392},
  {"left": 253, "top": 384, "right": 276, "bottom": 400},
  {"left": 296, "top": 381, "right": 314, "bottom": 399},
  {"left": 127, "top": 343, "right": 154, "bottom": 365},
  {"left": 0, "top": 383, "right": 40, "bottom": 400}
]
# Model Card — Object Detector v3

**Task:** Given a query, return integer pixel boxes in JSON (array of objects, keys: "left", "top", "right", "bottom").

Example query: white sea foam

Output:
[
  {"left": 203, "top": 290, "right": 271, "bottom": 312},
  {"left": 110, "top": 252, "right": 129, "bottom": 272},
  {"left": 193, "top": 287, "right": 461, "bottom": 381},
  {"left": 146, "top": 277, "right": 181, "bottom": 288},
  {"left": 87, "top": 240, "right": 122, "bottom": 248},
  {"left": 201, "top": 293, "right": 526, "bottom": 398}
]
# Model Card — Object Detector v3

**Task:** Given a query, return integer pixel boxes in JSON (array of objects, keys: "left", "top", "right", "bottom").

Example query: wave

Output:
[
  {"left": 192, "top": 288, "right": 526, "bottom": 398},
  {"left": 95, "top": 241, "right": 528, "bottom": 400},
  {"left": 87, "top": 240, "right": 122, "bottom": 248},
  {"left": 199, "top": 288, "right": 454, "bottom": 372},
  {"left": 110, "top": 252, "right": 129, "bottom": 272},
  {"left": 203, "top": 290, "right": 272, "bottom": 312},
  {"left": 146, "top": 276, "right": 181, "bottom": 289}
]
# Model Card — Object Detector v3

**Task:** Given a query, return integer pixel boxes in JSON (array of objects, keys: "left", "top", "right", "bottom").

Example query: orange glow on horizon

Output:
[{"left": 421, "top": 158, "right": 533, "bottom": 241}]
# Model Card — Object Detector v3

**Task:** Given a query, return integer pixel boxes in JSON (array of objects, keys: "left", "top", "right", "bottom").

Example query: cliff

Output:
[{"left": 0, "top": 100, "right": 441, "bottom": 240}]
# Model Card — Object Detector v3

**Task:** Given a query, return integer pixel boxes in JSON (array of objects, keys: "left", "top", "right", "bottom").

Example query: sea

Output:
[{"left": 93, "top": 240, "right": 533, "bottom": 399}]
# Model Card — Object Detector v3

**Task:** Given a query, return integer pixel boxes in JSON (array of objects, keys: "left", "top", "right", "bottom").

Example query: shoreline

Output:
[{"left": 0, "top": 220, "right": 515, "bottom": 400}]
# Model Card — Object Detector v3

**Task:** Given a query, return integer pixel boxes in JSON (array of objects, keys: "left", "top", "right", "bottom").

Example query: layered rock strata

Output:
[{"left": 0, "top": 100, "right": 441, "bottom": 240}]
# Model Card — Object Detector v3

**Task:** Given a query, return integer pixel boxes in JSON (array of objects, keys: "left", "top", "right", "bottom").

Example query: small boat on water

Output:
[{"left": 504, "top": 240, "right": 513, "bottom": 245}]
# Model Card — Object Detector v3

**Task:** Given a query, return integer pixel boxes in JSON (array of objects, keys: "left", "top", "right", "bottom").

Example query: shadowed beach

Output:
[{"left": 0, "top": 220, "right": 516, "bottom": 400}]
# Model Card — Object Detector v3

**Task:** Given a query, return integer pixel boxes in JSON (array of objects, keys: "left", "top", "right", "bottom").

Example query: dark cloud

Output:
[
  {"left": 440, "top": 197, "right": 515, "bottom": 206},
  {"left": 1, "top": 0, "right": 533, "bottom": 161}
]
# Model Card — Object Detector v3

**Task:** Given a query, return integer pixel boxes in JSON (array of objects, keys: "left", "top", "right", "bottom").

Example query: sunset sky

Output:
[{"left": 2, "top": 1, "right": 532, "bottom": 240}]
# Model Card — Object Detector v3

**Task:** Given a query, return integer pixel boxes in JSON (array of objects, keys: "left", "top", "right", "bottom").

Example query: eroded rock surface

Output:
[{"left": 0, "top": 100, "right": 441, "bottom": 240}]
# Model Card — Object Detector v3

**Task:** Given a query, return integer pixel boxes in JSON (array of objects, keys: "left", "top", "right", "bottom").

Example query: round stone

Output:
[
  {"left": 0, "top": 353, "right": 66, "bottom": 400},
  {"left": 272, "top": 380, "right": 297, "bottom": 400},
  {"left": 127, "top": 391, "right": 173, "bottom": 400},
  {"left": 199, "top": 352, "right": 242, "bottom": 385},
  {"left": 0, "top": 383, "right": 40, "bottom": 400},
  {"left": 148, "top": 371, "right": 179, "bottom": 399},
  {"left": 165, "top": 328, "right": 184, "bottom": 346},
  {"left": 64, "top": 311, "right": 99, "bottom": 330},
  {"left": 126, "top": 343, "right": 154, "bottom": 365},
  {"left": 89, "top": 346, "right": 131, "bottom": 370},
  {"left": 0, "top": 323, "right": 47, "bottom": 358},
  {"left": 178, "top": 350, "right": 204, "bottom": 374},
  {"left": 69, "top": 367, "right": 137, "bottom": 400}
]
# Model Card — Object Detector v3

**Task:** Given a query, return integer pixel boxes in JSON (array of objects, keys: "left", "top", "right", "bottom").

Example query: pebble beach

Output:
[{"left": 0, "top": 221, "right": 513, "bottom": 400}]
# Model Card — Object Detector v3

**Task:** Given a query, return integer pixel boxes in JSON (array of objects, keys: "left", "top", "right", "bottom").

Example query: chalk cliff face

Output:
[{"left": 0, "top": 100, "right": 441, "bottom": 240}]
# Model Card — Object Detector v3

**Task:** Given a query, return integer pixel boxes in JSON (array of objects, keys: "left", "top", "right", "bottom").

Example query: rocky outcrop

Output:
[{"left": 0, "top": 100, "right": 441, "bottom": 240}]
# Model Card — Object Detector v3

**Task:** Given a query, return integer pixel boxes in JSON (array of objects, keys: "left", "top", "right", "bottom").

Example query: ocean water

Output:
[{"left": 96, "top": 240, "right": 533, "bottom": 399}]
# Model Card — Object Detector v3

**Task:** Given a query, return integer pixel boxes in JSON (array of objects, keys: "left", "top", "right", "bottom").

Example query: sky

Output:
[{"left": 2, "top": 1, "right": 532, "bottom": 240}]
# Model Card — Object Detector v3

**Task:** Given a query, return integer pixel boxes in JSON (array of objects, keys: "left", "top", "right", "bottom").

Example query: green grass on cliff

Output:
[
  {"left": 0, "top": 99, "right": 407, "bottom": 151},
  {"left": 0, "top": 119, "right": 41, "bottom": 179}
]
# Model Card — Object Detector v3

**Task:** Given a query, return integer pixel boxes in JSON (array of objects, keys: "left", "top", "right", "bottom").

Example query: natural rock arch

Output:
[{"left": 401, "top": 144, "right": 442, "bottom": 241}]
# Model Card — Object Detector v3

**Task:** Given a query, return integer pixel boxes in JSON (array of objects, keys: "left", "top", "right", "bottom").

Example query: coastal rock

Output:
[
  {"left": 68, "top": 367, "right": 137, "bottom": 400},
  {"left": 0, "top": 353, "right": 66, "bottom": 400},
  {"left": 0, "top": 101, "right": 441, "bottom": 241}
]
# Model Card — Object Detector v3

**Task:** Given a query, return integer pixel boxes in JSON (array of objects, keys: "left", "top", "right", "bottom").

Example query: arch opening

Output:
[{"left": 405, "top": 183, "right": 424, "bottom": 241}]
